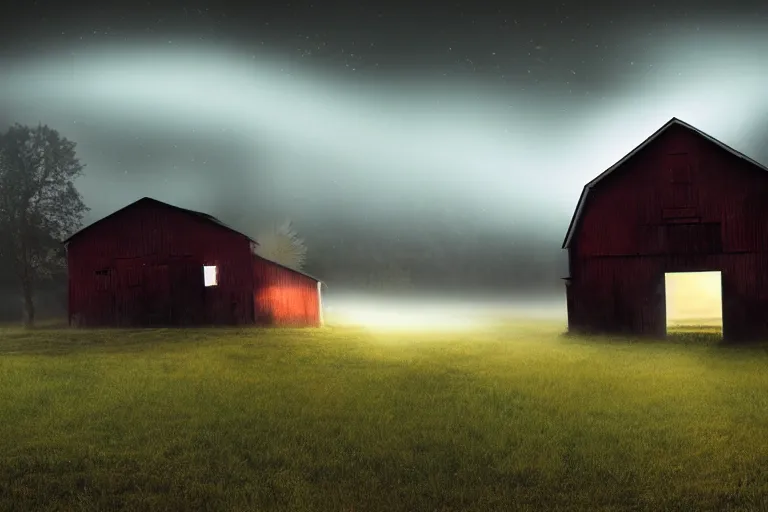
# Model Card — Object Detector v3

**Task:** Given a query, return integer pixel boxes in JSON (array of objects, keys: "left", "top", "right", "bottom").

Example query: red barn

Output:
[
  {"left": 563, "top": 118, "right": 768, "bottom": 342},
  {"left": 63, "top": 197, "right": 323, "bottom": 328}
]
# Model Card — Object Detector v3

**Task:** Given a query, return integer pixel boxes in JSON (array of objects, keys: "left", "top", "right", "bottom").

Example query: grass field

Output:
[{"left": 1, "top": 320, "right": 768, "bottom": 511}]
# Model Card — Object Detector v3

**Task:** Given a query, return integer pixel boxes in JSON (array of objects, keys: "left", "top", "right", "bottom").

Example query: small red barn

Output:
[
  {"left": 63, "top": 197, "right": 323, "bottom": 328},
  {"left": 563, "top": 118, "right": 768, "bottom": 342}
]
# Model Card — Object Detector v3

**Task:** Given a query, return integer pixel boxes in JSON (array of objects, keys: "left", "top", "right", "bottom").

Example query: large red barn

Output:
[
  {"left": 563, "top": 118, "right": 768, "bottom": 342},
  {"left": 63, "top": 197, "right": 323, "bottom": 328}
]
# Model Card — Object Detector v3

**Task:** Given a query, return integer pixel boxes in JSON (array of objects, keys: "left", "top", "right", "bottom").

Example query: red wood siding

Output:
[
  {"left": 67, "top": 200, "right": 255, "bottom": 327},
  {"left": 566, "top": 122, "right": 768, "bottom": 342},
  {"left": 253, "top": 256, "right": 321, "bottom": 327},
  {"left": 572, "top": 124, "right": 768, "bottom": 259},
  {"left": 567, "top": 254, "right": 768, "bottom": 341}
]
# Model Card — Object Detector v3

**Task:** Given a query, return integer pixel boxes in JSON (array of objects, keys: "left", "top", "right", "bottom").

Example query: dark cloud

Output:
[{"left": 0, "top": 1, "right": 767, "bottom": 293}]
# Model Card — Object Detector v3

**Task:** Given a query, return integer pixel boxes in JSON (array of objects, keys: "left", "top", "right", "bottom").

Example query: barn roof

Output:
[
  {"left": 562, "top": 117, "right": 768, "bottom": 249},
  {"left": 63, "top": 196, "right": 323, "bottom": 283},
  {"left": 62, "top": 197, "right": 257, "bottom": 245},
  {"left": 252, "top": 253, "right": 322, "bottom": 283}
]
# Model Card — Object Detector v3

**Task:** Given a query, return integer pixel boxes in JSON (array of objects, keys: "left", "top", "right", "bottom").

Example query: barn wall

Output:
[
  {"left": 566, "top": 123, "right": 768, "bottom": 341},
  {"left": 567, "top": 253, "right": 768, "bottom": 341},
  {"left": 253, "top": 256, "right": 321, "bottom": 327},
  {"left": 67, "top": 201, "right": 254, "bottom": 327}
]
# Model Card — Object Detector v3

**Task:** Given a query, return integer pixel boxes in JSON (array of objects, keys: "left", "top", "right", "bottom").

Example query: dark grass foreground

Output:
[{"left": 1, "top": 321, "right": 768, "bottom": 511}]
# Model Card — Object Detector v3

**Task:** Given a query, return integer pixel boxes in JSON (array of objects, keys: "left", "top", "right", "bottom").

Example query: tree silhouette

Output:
[
  {"left": 254, "top": 220, "right": 308, "bottom": 271},
  {"left": 0, "top": 124, "right": 88, "bottom": 327}
]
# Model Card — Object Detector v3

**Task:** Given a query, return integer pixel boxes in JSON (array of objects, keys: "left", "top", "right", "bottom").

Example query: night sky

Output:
[{"left": 2, "top": 0, "right": 768, "bottom": 297}]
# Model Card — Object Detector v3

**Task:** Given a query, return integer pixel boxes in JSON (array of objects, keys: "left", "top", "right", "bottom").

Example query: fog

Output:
[
  {"left": 1, "top": 20, "right": 768, "bottom": 318},
  {"left": 324, "top": 292, "right": 566, "bottom": 331}
]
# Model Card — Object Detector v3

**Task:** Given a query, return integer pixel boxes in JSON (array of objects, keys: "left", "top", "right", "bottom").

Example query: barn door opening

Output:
[{"left": 664, "top": 271, "right": 723, "bottom": 335}]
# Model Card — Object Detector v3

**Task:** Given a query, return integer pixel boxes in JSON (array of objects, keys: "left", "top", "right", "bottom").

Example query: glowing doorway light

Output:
[
  {"left": 665, "top": 271, "right": 722, "bottom": 329},
  {"left": 203, "top": 265, "right": 218, "bottom": 287}
]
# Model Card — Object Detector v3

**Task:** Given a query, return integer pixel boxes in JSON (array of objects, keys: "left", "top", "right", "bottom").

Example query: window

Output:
[{"left": 203, "top": 265, "right": 218, "bottom": 287}]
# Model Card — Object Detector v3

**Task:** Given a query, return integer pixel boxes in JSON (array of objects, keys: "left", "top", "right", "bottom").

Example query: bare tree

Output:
[
  {"left": 254, "top": 220, "right": 308, "bottom": 271},
  {"left": 0, "top": 124, "right": 88, "bottom": 327}
]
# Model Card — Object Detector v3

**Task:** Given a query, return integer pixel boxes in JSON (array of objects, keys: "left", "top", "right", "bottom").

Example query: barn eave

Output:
[{"left": 252, "top": 253, "right": 323, "bottom": 284}]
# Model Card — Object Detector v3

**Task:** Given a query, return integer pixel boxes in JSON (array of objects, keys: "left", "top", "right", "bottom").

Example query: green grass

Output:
[{"left": 1, "top": 320, "right": 768, "bottom": 511}]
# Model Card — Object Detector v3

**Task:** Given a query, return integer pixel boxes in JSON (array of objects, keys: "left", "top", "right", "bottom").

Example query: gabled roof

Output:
[
  {"left": 62, "top": 197, "right": 257, "bottom": 245},
  {"left": 63, "top": 196, "right": 323, "bottom": 283},
  {"left": 562, "top": 117, "right": 768, "bottom": 249}
]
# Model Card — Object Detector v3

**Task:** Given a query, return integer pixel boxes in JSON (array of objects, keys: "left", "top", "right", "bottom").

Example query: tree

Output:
[
  {"left": 0, "top": 124, "right": 88, "bottom": 327},
  {"left": 254, "top": 220, "right": 308, "bottom": 271}
]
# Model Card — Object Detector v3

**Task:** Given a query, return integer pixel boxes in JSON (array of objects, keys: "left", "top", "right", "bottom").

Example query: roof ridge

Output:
[{"left": 63, "top": 196, "right": 256, "bottom": 245}]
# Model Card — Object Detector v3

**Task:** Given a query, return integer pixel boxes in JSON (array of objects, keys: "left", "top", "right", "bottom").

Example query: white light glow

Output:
[
  {"left": 1, "top": 33, "right": 767, "bottom": 229},
  {"left": 324, "top": 293, "right": 565, "bottom": 332},
  {"left": 203, "top": 265, "right": 218, "bottom": 287},
  {"left": 332, "top": 304, "right": 479, "bottom": 332},
  {"left": 317, "top": 281, "right": 324, "bottom": 326},
  {"left": 665, "top": 271, "right": 723, "bottom": 327}
]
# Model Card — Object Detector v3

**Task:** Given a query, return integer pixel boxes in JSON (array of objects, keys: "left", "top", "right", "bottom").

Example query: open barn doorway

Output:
[{"left": 664, "top": 271, "right": 723, "bottom": 335}]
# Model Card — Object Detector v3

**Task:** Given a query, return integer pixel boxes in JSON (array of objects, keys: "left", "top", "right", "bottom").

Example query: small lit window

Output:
[{"left": 203, "top": 265, "right": 218, "bottom": 287}]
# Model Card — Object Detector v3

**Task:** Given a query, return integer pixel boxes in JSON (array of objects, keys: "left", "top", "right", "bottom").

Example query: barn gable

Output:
[
  {"left": 63, "top": 197, "right": 255, "bottom": 246},
  {"left": 562, "top": 118, "right": 768, "bottom": 249}
]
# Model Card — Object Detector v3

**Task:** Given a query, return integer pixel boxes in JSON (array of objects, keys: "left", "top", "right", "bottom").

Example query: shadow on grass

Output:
[
  {"left": 656, "top": 326, "right": 768, "bottom": 352},
  {"left": 559, "top": 328, "right": 720, "bottom": 346},
  {"left": 666, "top": 329, "right": 723, "bottom": 345},
  {"left": 562, "top": 325, "right": 768, "bottom": 353}
]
